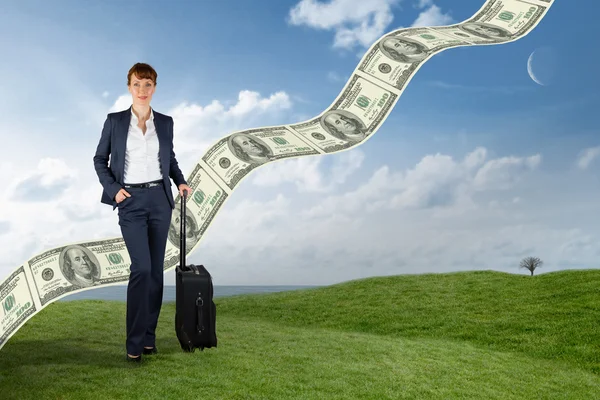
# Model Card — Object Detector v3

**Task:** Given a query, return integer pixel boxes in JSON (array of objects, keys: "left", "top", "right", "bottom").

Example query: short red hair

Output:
[{"left": 127, "top": 63, "right": 158, "bottom": 86}]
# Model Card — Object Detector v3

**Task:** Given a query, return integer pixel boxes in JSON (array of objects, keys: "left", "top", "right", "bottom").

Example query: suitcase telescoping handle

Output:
[{"left": 180, "top": 189, "right": 189, "bottom": 269}]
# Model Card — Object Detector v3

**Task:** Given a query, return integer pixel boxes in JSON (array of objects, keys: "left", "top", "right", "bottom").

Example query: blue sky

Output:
[{"left": 0, "top": 0, "right": 598, "bottom": 285}]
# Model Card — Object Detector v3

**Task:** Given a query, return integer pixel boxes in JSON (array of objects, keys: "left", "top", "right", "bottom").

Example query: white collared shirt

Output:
[{"left": 123, "top": 107, "right": 163, "bottom": 184}]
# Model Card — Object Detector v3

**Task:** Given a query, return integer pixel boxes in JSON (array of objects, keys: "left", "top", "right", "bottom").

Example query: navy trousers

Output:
[{"left": 117, "top": 184, "right": 172, "bottom": 356}]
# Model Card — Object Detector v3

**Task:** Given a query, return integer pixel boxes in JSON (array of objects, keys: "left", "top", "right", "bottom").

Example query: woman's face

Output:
[{"left": 128, "top": 74, "right": 155, "bottom": 106}]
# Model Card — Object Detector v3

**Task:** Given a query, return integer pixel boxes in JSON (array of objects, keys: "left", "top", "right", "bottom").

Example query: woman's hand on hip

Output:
[{"left": 115, "top": 188, "right": 131, "bottom": 203}]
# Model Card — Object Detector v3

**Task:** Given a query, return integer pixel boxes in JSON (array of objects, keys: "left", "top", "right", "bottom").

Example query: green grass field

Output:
[{"left": 0, "top": 269, "right": 599, "bottom": 399}]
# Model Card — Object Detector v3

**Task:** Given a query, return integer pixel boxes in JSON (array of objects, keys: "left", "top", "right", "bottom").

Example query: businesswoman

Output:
[{"left": 93, "top": 62, "right": 192, "bottom": 362}]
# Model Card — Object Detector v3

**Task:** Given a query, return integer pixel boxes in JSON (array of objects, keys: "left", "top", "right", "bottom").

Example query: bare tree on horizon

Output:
[{"left": 520, "top": 256, "right": 543, "bottom": 276}]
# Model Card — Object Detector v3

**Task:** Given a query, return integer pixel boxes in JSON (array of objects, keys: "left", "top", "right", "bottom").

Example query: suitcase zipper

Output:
[{"left": 196, "top": 293, "right": 204, "bottom": 333}]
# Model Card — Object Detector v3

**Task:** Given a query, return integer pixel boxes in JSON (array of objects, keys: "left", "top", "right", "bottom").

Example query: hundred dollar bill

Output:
[
  {"left": 164, "top": 163, "right": 229, "bottom": 269},
  {"left": 432, "top": 0, "right": 549, "bottom": 44},
  {"left": 203, "top": 126, "right": 320, "bottom": 191},
  {"left": 0, "top": 266, "right": 37, "bottom": 347},
  {"left": 27, "top": 238, "right": 131, "bottom": 306},
  {"left": 289, "top": 74, "right": 397, "bottom": 153},
  {"left": 358, "top": 27, "right": 472, "bottom": 91}
]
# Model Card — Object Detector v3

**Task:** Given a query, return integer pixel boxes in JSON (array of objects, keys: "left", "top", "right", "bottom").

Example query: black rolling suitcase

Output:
[{"left": 175, "top": 190, "right": 217, "bottom": 352}]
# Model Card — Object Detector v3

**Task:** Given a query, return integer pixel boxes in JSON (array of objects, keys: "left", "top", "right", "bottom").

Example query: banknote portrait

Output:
[
  {"left": 320, "top": 110, "right": 368, "bottom": 142},
  {"left": 459, "top": 22, "right": 511, "bottom": 40},
  {"left": 59, "top": 245, "right": 101, "bottom": 288},
  {"left": 379, "top": 36, "right": 429, "bottom": 63},
  {"left": 227, "top": 133, "right": 274, "bottom": 164},
  {"left": 168, "top": 206, "right": 202, "bottom": 250}
]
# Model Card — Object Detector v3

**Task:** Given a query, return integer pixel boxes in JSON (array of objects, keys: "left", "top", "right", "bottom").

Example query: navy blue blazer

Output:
[{"left": 93, "top": 105, "right": 187, "bottom": 211}]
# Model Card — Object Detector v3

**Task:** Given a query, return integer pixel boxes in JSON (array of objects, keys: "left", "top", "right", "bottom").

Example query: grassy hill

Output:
[
  {"left": 218, "top": 269, "right": 600, "bottom": 373},
  {"left": 0, "top": 269, "right": 598, "bottom": 399}
]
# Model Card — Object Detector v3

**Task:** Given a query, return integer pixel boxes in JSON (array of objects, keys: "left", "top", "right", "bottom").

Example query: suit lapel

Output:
[
  {"left": 118, "top": 107, "right": 131, "bottom": 160},
  {"left": 152, "top": 110, "right": 168, "bottom": 174}
]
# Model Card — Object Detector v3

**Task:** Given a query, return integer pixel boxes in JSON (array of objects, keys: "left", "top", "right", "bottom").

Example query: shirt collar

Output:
[{"left": 130, "top": 106, "right": 154, "bottom": 122}]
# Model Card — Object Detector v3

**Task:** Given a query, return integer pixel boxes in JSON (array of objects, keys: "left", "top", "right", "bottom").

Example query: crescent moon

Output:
[{"left": 527, "top": 50, "right": 545, "bottom": 86}]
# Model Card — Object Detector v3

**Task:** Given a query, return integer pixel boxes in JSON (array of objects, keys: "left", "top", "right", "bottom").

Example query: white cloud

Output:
[
  {"left": 288, "top": 0, "right": 400, "bottom": 50},
  {"left": 287, "top": 0, "right": 454, "bottom": 50},
  {"left": 463, "top": 146, "right": 487, "bottom": 169},
  {"left": 330, "top": 148, "right": 365, "bottom": 184},
  {"left": 251, "top": 148, "right": 364, "bottom": 192},
  {"left": 109, "top": 94, "right": 134, "bottom": 113},
  {"left": 473, "top": 154, "right": 541, "bottom": 191},
  {"left": 229, "top": 90, "right": 292, "bottom": 115},
  {"left": 153, "top": 90, "right": 293, "bottom": 181},
  {"left": 252, "top": 156, "right": 325, "bottom": 192},
  {"left": 2, "top": 137, "right": 598, "bottom": 287},
  {"left": 426, "top": 80, "right": 533, "bottom": 95},
  {"left": 7, "top": 158, "right": 78, "bottom": 203},
  {"left": 207, "top": 194, "right": 292, "bottom": 247},
  {"left": 196, "top": 145, "right": 599, "bottom": 285},
  {"left": 576, "top": 146, "right": 600, "bottom": 170},
  {"left": 411, "top": 5, "right": 453, "bottom": 27},
  {"left": 303, "top": 147, "right": 540, "bottom": 218}
]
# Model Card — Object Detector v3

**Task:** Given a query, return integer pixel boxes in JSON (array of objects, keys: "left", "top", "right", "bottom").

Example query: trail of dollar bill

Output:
[{"left": 0, "top": 0, "right": 555, "bottom": 351}]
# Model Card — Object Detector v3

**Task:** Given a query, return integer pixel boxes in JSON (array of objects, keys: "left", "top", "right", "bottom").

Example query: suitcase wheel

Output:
[{"left": 182, "top": 343, "right": 195, "bottom": 353}]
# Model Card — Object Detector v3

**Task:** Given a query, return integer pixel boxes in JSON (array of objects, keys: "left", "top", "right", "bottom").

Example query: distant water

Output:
[{"left": 58, "top": 285, "right": 320, "bottom": 302}]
